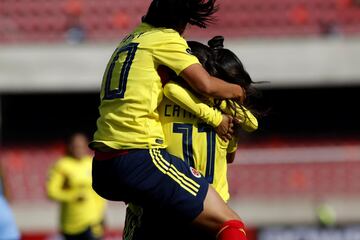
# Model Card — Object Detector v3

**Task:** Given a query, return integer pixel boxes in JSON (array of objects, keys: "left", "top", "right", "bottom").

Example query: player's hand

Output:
[
  {"left": 235, "top": 87, "right": 246, "bottom": 105},
  {"left": 215, "top": 114, "right": 234, "bottom": 141},
  {"left": 233, "top": 117, "right": 244, "bottom": 125}
]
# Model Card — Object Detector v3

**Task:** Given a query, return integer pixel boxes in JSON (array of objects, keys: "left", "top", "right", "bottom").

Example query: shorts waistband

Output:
[{"left": 94, "top": 150, "right": 130, "bottom": 160}]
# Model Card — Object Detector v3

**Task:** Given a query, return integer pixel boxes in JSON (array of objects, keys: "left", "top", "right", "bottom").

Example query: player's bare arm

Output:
[{"left": 180, "top": 63, "right": 246, "bottom": 102}]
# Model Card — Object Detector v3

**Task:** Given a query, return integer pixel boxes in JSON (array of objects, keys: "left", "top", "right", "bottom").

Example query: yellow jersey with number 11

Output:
[{"left": 160, "top": 81, "right": 258, "bottom": 202}]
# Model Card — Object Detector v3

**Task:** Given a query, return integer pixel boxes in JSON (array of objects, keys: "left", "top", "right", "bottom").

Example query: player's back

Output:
[
  {"left": 92, "top": 23, "right": 199, "bottom": 150},
  {"left": 159, "top": 96, "right": 231, "bottom": 201}
]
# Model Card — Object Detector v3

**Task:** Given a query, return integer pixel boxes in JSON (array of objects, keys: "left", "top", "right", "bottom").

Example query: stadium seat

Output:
[
  {"left": 1, "top": 139, "right": 359, "bottom": 203},
  {"left": 0, "top": 145, "right": 65, "bottom": 202},
  {"left": 0, "top": 0, "right": 359, "bottom": 43}
]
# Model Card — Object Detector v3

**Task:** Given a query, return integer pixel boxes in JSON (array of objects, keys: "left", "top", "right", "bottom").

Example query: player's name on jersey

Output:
[{"left": 163, "top": 104, "right": 197, "bottom": 119}]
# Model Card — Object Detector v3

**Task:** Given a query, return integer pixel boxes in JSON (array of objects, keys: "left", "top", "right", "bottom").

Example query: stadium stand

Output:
[
  {"left": 229, "top": 139, "right": 360, "bottom": 199},
  {"left": 1, "top": 139, "right": 359, "bottom": 203},
  {"left": 1, "top": 0, "right": 360, "bottom": 43},
  {"left": 0, "top": 144, "right": 65, "bottom": 202},
  {"left": 1, "top": 0, "right": 360, "bottom": 238}
]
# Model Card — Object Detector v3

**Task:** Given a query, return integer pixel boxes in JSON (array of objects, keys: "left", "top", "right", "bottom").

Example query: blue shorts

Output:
[{"left": 92, "top": 148, "right": 209, "bottom": 222}]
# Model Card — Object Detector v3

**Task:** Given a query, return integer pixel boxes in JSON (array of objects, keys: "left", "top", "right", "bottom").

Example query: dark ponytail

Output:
[
  {"left": 208, "top": 35, "right": 224, "bottom": 49},
  {"left": 208, "top": 36, "right": 254, "bottom": 90},
  {"left": 187, "top": 36, "right": 263, "bottom": 122},
  {"left": 208, "top": 36, "right": 263, "bottom": 119},
  {"left": 187, "top": 41, "right": 217, "bottom": 76}
]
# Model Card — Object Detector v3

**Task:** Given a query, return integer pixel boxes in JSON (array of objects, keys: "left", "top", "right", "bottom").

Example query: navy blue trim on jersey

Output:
[
  {"left": 198, "top": 123, "right": 216, "bottom": 183},
  {"left": 173, "top": 123, "right": 195, "bottom": 167},
  {"left": 104, "top": 43, "right": 139, "bottom": 100}
]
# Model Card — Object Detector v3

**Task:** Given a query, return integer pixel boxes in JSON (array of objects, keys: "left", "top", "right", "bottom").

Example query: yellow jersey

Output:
[
  {"left": 46, "top": 155, "right": 106, "bottom": 235},
  {"left": 160, "top": 82, "right": 258, "bottom": 202},
  {"left": 91, "top": 23, "right": 199, "bottom": 150}
]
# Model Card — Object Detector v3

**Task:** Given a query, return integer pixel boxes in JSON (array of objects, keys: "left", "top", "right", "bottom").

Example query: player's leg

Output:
[
  {"left": 123, "top": 203, "right": 178, "bottom": 240},
  {"left": 193, "top": 186, "right": 247, "bottom": 240},
  {"left": 92, "top": 148, "right": 246, "bottom": 239},
  {"left": 144, "top": 149, "right": 247, "bottom": 240},
  {"left": 123, "top": 203, "right": 144, "bottom": 240},
  {"left": 194, "top": 186, "right": 240, "bottom": 229},
  {"left": 123, "top": 190, "right": 246, "bottom": 240}
]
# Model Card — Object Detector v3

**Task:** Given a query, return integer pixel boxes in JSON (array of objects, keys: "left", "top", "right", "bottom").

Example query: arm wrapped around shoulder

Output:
[
  {"left": 163, "top": 81, "right": 223, "bottom": 127},
  {"left": 219, "top": 101, "right": 258, "bottom": 132}
]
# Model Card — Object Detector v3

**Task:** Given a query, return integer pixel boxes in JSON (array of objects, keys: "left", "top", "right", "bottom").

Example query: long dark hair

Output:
[
  {"left": 188, "top": 37, "right": 260, "bottom": 121},
  {"left": 143, "top": 0, "right": 218, "bottom": 34},
  {"left": 208, "top": 36, "right": 262, "bottom": 118},
  {"left": 208, "top": 36, "right": 255, "bottom": 98},
  {"left": 186, "top": 41, "right": 216, "bottom": 76}
]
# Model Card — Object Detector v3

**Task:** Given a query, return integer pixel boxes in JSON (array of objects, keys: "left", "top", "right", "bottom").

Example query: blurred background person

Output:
[
  {"left": 46, "top": 133, "right": 106, "bottom": 240},
  {"left": 0, "top": 166, "right": 20, "bottom": 240},
  {"left": 316, "top": 202, "right": 337, "bottom": 228},
  {"left": 64, "top": 0, "right": 85, "bottom": 44}
]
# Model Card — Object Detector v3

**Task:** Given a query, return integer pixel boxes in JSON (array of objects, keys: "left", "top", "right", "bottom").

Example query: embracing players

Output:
[
  {"left": 91, "top": 1, "right": 249, "bottom": 239},
  {"left": 123, "top": 36, "right": 259, "bottom": 240}
]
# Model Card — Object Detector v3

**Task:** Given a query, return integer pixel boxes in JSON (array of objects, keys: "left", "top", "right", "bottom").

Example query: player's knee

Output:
[
  {"left": 205, "top": 186, "right": 240, "bottom": 220},
  {"left": 193, "top": 186, "right": 241, "bottom": 231}
]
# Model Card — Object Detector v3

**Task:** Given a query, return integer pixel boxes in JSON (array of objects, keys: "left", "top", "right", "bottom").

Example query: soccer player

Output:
[
  {"left": 162, "top": 38, "right": 258, "bottom": 203},
  {"left": 164, "top": 38, "right": 258, "bottom": 240},
  {"left": 123, "top": 37, "right": 258, "bottom": 240},
  {"left": 91, "top": 0, "right": 248, "bottom": 240},
  {"left": 47, "top": 133, "right": 106, "bottom": 240}
]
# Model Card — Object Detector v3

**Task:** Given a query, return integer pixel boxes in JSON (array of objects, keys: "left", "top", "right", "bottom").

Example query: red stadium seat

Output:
[
  {"left": 1, "top": 0, "right": 360, "bottom": 43},
  {"left": 0, "top": 145, "right": 65, "bottom": 202},
  {"left": 1, "top": 139, "right": 360, "bottom": 203}
]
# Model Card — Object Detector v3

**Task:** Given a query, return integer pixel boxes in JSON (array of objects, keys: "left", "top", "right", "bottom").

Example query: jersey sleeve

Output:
[
  {"left": 164, "top": 81, "right": 223, "bottom": 127},
  {"left": 153, "top": 36, "right": 200, "bottom": 76},
  {"left": 46, "top": 162, "right": 83, "bottom": 202},
  {"left": 219, "top": 101, "right": 258, "bottom": 132}
]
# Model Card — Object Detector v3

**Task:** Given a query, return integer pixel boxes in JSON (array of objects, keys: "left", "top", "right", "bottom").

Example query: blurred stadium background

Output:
[{"left": 1, "top": 0, "right": 360, "bottom": 239}]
